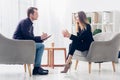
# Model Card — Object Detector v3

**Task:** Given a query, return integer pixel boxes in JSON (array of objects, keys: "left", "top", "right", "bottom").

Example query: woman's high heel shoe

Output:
[{"left": 61, "top": 62, "right": 72, "bottom": 73}]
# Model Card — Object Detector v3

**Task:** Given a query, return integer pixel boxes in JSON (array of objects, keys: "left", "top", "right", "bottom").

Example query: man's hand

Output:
[
  {"left": 41, "top": 32, "right": 48, "bottom": 40},
  {"left": 41, "top": 32, "right": 51, "bottom": 40}
]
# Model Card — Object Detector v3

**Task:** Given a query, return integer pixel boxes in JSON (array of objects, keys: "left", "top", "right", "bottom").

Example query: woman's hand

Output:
[{"left": 62, "top": 29, "right": 71, "bottom": 38}]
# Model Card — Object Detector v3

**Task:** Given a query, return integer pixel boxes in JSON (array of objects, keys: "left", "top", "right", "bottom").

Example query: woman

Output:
[{"left": 61, "top": 11, "right": 94, "bottom": 73}]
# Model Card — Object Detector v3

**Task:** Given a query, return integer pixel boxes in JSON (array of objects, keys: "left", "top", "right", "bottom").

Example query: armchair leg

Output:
[
  {"left": 27, "top": 64, "right": 32, "bottom": 77},
  {"left": 24, "top": 64, "right": 26, "bottom": 72},
  {"left": 88, "top": 62, "right": 91, "bottom": 74},
  {"left": 99, "top": 63, "right": 101, "bottom": 72},
  {"left": 75, "top": 60, "right": 79, "bottom": 70},
  {"left": 112, "top": 61, "right": 116, "bottom": 72}
]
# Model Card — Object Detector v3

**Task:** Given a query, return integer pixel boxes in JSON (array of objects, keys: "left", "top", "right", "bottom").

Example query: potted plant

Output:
[{"left": 93, "top": 29, "right": 102, "bottom": 35}]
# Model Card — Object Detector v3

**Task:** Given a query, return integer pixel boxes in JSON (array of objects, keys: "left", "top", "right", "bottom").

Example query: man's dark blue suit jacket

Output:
[{"left": 13, "top": 18, "right": 43, "bottom": 43}]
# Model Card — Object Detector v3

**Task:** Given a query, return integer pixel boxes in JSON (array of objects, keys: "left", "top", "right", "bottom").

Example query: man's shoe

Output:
[
  {"left": 40, "top": 67, "right": 49, "bottom": 72},
  {"left": 32, "top": 67, "right": 48, "bottom": 75}
]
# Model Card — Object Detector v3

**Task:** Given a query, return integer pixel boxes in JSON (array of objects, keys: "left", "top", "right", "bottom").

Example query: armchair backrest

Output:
[
  {"left": 110, "top": 33, "right": 120, "bottom": 55},
  {"left": 93, "top": 32, "right": 119, "bottom": 41},
  {"left": 0, "top": 33, "right": 36, "bottom": 64},
  {"left": 87, "top": 32, "right": 120, "bottom": 63}
]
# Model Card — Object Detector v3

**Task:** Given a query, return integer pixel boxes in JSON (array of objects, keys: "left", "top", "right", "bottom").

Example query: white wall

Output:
[{"left": 67, "top": 0, "right": 120, "bottom": 12}]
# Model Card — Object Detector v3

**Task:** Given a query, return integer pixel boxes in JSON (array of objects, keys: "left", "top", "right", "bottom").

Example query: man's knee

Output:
[
  {"left": 36, "top": 43, "right": 45, "bottom": 49},
  {"left": 41, "top": 44, "right": 45, "bottom": 49}
]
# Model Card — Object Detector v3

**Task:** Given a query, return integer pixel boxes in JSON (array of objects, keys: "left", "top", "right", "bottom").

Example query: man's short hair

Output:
[{"left": 27, "top": 7, "right": 38, "bottom": 17}]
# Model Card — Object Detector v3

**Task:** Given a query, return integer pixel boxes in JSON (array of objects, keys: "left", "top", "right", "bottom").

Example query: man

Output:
[{"left": 13, "top": 7, "right": 50, "bottom": 75}]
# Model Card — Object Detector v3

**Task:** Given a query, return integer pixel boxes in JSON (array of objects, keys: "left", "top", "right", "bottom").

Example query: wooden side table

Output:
[
  {"left": 48, "top": 47, "right": 67, "bottom": 69},
  {"left": 43, "top": 47, "right": 67, "bottom": 68},
  {"left": 41, "top": 48, "right": 52, "bottom": 67}
]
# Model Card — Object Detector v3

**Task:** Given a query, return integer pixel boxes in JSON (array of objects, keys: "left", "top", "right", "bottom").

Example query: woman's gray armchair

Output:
[
  {"left": 0, "top": 33, "right": 36, "bottom": 76},
  {"left": 72, "top": 32, "right": 120, "bottom": 73}
]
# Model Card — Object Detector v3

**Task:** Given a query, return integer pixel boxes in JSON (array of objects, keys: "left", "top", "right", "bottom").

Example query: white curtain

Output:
[
  {"left": 0, "top": 0, "right": 71, "bottom": 48},
  {"left": 34, "top": 0, "right": 72, "bottom": 64},
  {"left": 0, "top": 0, "right": 19, "bottom": 38},
  {"left": 34, "top": 0, "right": 71, "bottom": 48},
  {"left": 0, "top": 0, "right": 34, "bottom": 39}
]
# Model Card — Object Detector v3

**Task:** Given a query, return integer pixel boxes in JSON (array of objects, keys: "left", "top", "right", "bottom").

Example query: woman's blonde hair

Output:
[{"left": 76, "top": 11, "right": 89, "bottom": 31}]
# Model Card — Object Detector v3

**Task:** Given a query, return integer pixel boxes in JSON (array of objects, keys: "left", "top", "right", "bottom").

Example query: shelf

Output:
[
  {"left": 91, "top": 23, "right": 102, "bottom": 25},
  {"left": 72, "top": 11, "right": 120, "bottom": 33},
  {"left": 102, "top": 23, "right": 113, "bottom": 25}
]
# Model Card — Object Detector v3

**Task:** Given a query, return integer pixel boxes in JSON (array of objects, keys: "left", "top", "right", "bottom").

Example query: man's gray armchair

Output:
[
  {"left": 0, "top": 33, "right": 36, "bottom": 76},
  {"left": 72, "top": 32, "right": 120, "bottom": 73}
]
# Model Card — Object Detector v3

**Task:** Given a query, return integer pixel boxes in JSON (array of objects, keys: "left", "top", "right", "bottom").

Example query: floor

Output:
[{"left": 0, "top": 60, "right": 120, "bottom": 80}]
